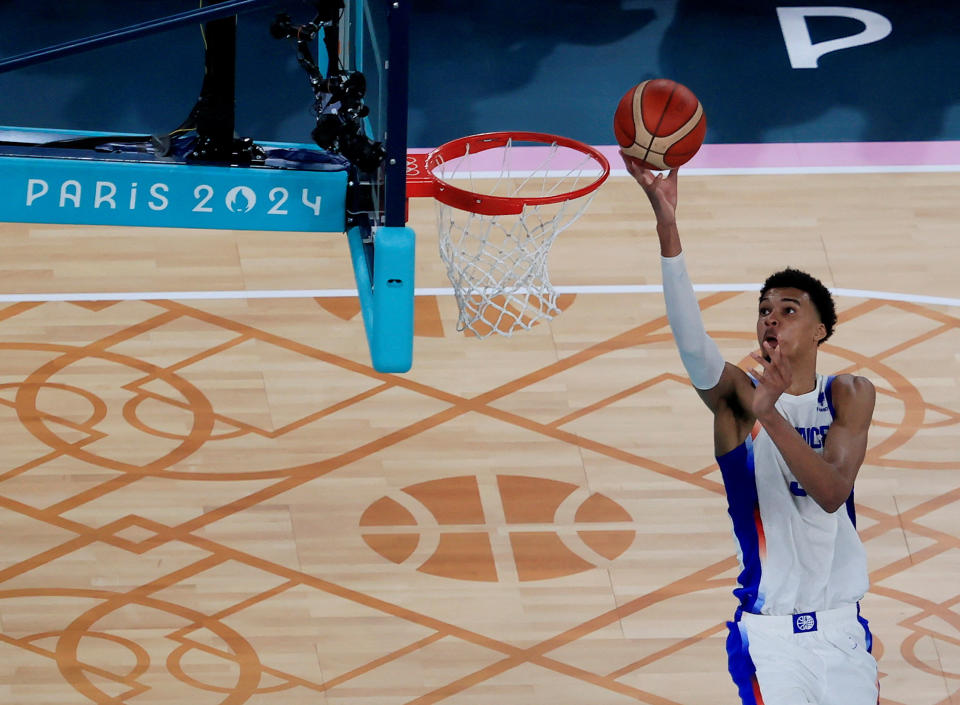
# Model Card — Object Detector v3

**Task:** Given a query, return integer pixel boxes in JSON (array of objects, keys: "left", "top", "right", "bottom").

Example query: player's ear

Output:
[{"left": 814, "top": 322, "right": 826, "bottom": 344}]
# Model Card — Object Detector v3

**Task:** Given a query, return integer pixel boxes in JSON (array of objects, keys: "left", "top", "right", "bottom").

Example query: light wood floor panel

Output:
[{"left": 0, "top": 171, "right": 957, "bottom": 704}]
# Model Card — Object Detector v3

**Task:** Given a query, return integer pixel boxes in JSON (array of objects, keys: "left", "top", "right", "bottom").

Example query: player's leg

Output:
[
  {"left": 727, "top": 615, "right": 819, "bottom": 705},
  {"left": 753, "top": 653, "right": 818, "bottom": 705},
  {"left": 819, "top": 617, "right": 879, "bottom": 705},
  {"left": 726, "top": 619, "right": 766, "bottom": 704}
]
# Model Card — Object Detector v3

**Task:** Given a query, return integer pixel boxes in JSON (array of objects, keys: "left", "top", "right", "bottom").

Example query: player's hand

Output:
[
  {"left": 620, "top": 153, "right": 678, "bottom": 224},
  {"left": 749, "top": 341, "right": 791, "bottom": 420}
]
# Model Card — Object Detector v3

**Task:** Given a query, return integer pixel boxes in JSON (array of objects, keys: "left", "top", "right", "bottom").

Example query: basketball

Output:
[{"left": 614, "top": 78, "right": 706, "bottom": 170}]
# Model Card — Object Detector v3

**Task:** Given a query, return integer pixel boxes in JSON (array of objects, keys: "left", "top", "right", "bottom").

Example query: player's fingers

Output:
[
  {"left": 620, "top": 152, "right": 650, "bottom": 179},
  {"left": 769, "top": 347, "right": 791, "bottom": 378},
  {"left": 623, "top": 155, "right": 655, "bottom": 187},
  {"left": 762, "top": 342, "right": 784, "bottom": 366},
  {"left": 771, "top": 345, "right": 789, "bottom": 369},
  {"left": 619, "top": 151, "right": 640, "bottom": 174}
]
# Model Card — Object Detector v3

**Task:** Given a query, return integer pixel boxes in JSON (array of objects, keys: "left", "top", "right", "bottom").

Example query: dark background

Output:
[{"left": 0, "top": 1, "right": 957, "bottom": 148}]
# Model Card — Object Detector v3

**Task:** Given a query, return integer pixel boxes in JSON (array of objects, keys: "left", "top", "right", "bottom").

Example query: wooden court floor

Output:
[{"left": 0, "top": 171, "right": 957, "bottom": 704}]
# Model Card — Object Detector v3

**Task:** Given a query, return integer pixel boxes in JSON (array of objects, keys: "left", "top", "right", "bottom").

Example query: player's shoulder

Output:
[
  {"left": 829, "top": 373, "right": 876, "bottom": 415},
  {"left": 829, "top": 372, "right": 875, "bottom": 395}
]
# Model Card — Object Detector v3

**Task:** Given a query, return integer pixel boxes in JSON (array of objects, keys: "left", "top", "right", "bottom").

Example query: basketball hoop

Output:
[{"left": 408, "top": 131, "right": 610, "bottom": 338}]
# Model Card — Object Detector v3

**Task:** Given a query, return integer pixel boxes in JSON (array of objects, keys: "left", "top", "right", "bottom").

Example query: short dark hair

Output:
[{"left": 760, "top": 268, "right": 837, "bottom": 344}]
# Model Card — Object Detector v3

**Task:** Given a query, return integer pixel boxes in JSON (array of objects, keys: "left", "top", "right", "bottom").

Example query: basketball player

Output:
[{"left": 623, "top": 161, "right": 879, "bottom": 705}]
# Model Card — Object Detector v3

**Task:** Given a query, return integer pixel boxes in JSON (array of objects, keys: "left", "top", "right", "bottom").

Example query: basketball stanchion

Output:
[{"left": 407, "top": 132, "right": 610, "bottom": 338}]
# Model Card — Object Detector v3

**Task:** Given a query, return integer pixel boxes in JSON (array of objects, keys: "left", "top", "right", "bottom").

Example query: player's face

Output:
[{"left": 756, "top": 288, "right": 826, "bottom": 360}]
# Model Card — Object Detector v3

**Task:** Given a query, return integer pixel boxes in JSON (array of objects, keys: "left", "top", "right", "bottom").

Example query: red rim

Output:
[{"left": 418, "top": 131, "right": 610, "bottom": 216}]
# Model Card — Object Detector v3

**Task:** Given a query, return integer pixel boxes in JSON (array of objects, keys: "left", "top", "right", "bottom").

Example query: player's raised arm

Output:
[
  {"left": 623, "top": 157, "right": 752, "bottom": 418},
  {"left": 624, "top": 160, "right": 682, "bottom": 256}
]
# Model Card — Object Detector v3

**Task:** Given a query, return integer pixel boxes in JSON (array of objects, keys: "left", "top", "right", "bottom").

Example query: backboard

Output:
[
  {"left": 341, "top": 0, "right": 411, "bottom": 229},
  {"left": 0, "top": 0, "right": 415, "bottom": 373}
]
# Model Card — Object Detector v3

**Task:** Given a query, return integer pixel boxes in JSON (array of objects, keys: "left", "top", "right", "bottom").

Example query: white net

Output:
[{"left": 432, "top": 137, "right": 603, "bottom": 338}]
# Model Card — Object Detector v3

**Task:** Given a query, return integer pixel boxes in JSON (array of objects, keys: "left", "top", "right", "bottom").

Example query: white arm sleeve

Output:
[{"left": 660, "top": 252, "right": 725, "bottom": 390}]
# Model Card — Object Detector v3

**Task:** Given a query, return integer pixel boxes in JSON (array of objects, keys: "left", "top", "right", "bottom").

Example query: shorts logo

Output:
[{"left": 793, "top": 612, "right": 818, "bottom": 633}]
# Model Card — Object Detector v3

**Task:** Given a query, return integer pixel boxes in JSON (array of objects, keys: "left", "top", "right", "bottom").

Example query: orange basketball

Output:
[{"left": 614, "top": 78, "right": 706, "bottom": 170}]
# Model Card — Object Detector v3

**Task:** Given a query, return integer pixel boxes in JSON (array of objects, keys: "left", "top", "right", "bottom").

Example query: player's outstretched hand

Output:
[
  {"left": 621, "top": 153, "right": 678, "bottom": 225},
  {"left": 749, "top": 341, "right": 792, "bottom": 421}
]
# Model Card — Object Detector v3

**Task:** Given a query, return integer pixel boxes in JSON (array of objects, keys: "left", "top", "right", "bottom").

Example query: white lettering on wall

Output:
[{"left": 776, "top": 6, "right": 892, "bottom": 69}]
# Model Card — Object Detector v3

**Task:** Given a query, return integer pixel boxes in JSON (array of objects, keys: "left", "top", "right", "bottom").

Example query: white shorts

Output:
[{"left": 725, "top": 604, "right": 878, "bottom": 705}]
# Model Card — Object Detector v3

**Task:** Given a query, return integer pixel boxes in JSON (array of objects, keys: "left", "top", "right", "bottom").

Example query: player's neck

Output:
[{"left": 786, "top": 355, "right": 818, "bottom": 396}]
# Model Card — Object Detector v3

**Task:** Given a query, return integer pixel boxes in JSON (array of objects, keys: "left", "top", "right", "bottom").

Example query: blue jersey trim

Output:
[
  {"left": 845, "top": 489, "right": 857, "bottom": 528},
  {"left": 857, "top": 604, "right": 874, "bottom": 653},
  {"left": 717, "top": 436, "right": 764, "bottom": 613},
  {"left": 824, "top": 374, "right": 837, "bottom": 418},
  {"left": 726, "top": 609, "right": 761, "bottom": 705}
]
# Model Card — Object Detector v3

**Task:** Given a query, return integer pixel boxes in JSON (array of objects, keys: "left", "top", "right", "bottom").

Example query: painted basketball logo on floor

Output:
[{"left": 360, "top": 475, "right": 635, "bottom": 581}]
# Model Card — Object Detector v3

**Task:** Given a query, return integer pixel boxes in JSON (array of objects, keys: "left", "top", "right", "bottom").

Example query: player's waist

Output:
[{"left": 740, "top": 603, "right": 861, "bottom": 634}]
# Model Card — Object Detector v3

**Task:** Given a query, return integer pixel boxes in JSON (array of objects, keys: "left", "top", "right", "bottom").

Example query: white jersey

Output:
[{"left": 717, "top": 373, "right": 869, "bottom": 616}]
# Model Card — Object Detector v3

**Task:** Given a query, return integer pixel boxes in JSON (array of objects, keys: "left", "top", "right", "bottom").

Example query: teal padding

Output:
[
  {"left": 346, "top": 225, "right": 415, "bottom": 373},
  {"left": 0, "top": 153, "right": 347, "bottom": 232}
]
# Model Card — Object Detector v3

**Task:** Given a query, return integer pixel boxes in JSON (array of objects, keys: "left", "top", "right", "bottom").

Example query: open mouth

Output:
[
  {"left": 762, "top": 339, "right": 777, "bottom": 363},
  {"left": 762, "top": 335, "right": 779, "bottom": 353}
]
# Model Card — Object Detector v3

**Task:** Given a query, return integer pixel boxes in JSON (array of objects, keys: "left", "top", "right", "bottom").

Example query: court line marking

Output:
[{"left": 0, "top": 285, "right": 957, "bottom": 307}]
